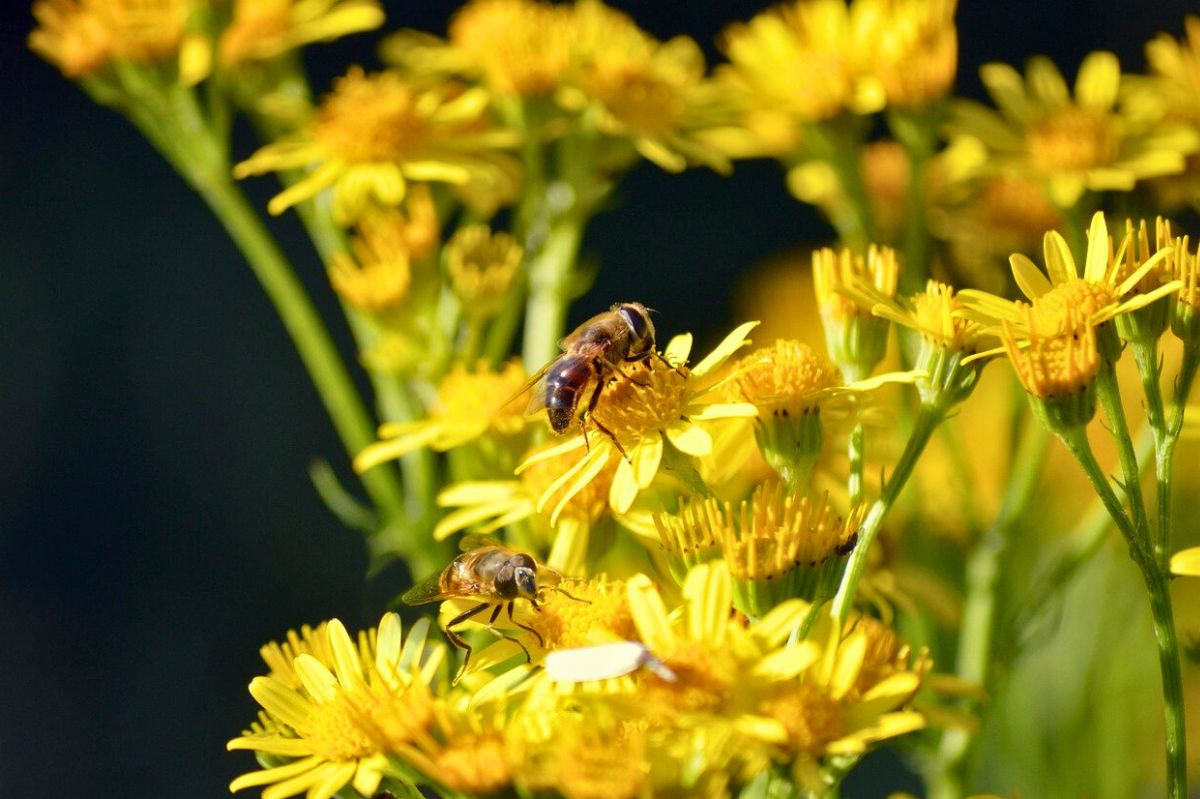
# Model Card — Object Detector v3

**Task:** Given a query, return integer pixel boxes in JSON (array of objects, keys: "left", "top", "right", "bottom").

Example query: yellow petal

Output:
[
  {"left": 351, "top": 759, "right": 385, "bottom": 797},
  {"left": 262, "top": 762, "right": 338, "bottom": 799},
  {"left": 375, "top": 613, "right": 403, "bottom": 674},
  {"left": 1026, "top": 55, "right": 1069, "bottom": 107},
  {"left": 551, "top": 447, "right": 612, "bottom": 523},
  {"left": 751, "top": 642, "right": 821, "bottom": 680},
  {"left": 627, "top": 573, "right": 676, "bottom": 652},
  {"left": 829, "top": 631, "right": 867, "bottom": 699},
  {"left": 247, "top": 676, "right": 310, "bottom": 730},
  {"left": 686, "top": 402, "right": 759, "bottom": 421},
  {"left": 229, "top": 756, "right": 322, "bottom": 792},
  {"left": 692, "top": 321, "right": 760, "bottom": 378},
  {"left": 515, "top": 434, "right": 587, "bottom": 473},
  {"left": 1170, "top": 547, "right": 1200, "bottom": 576},
  {"left": 609, "top": 456, "right": 640, "bottom": 514},
  {"left": 227, "top": 736, "right": 313, "bottom": 757},
  {"left": 547, "top": 517, "right": 588, "bottom": 575},
  {"left": 631, "top": 435, "right": 663, "bottom": 489},
  {"left": 666, "top": 422, "right": 712, "bottom": 456},
  {"left": 294, "top": 654, "right": 338, "bottom": 703},
  {"left": 1043, "top": 230, "right": 1077, "bottom": 285},
  {"left": 1075, "top": 51, "right": 1120, "bottom": 110},
  {"left": 354, "top": 424, "right": 444, "bottom": 472},
  {"left": 438, "top": 481, "right": 520, "bottom": 506},
  {"left": 684, "top": 561, "right": 731, "bottom": 645},
  {"left": 1083, "top": 212, "right": 1109, "bottom": 283},
  {"left": 753, "top": 599, "right": 810, "bottom": 648},
  {"left": 664, "top": 333, "right": 693, "bottom": 364},
  {"left": 307, "top": 760, "right": 357, "bottom": 799},
  {"left": 1009, "top": 253, "right": 1052, "bottom": 300},
  {"left": 327, "top": 619, "right": 363, "bottom": 688}
]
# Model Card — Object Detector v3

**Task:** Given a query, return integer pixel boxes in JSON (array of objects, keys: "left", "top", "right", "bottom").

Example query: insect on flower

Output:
[
  {"left": 522, "top": 301, "right": 682, "bottom": 454},
  {"left": 402, "top": 535, "right": 584, "bottom": 680}
]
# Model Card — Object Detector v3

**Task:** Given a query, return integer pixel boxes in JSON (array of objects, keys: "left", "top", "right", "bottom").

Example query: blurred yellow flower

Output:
[
  {"left": 29, "top": 0, "right": 111, "bottom": 77},
  {"left": 234, "top": 68, "right": 517, "bottom": 223},
  {"left": 952, "top": 52, "right": 1197, "bottom": 208},
  {"left": 866, "top": 0, "right": 957, "bottom": 108},
  {"left": 719, "top": 0, "right": 884, "bottom": 123},
  {"left": 392, "top": 691, "right": 514, "bottom": 796},
  {"left": 354, "top": 359, "right": 529, "bottom": 472},
  {"left": 218, "top": 0, "right": 384, "bottom": 69},
  {"left": 328, "top": 210, "right": 414, "bottom": 314},
  {"left": 1171, "top": 546, "right": 1200, "bottom": 576},
  {"left": 517, "top": 322, "right": 759, "bottom": 515},
  {"left": 445, "top": 224, "right": 522, "bottom": 320}
]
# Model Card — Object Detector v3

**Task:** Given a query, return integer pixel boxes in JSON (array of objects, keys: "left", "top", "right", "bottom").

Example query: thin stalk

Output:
[
  {"left": 1155, "top": 346, "right": 1200, "bottom": 567},
  {"left": 931, "top": 421, "right": 1050, "bottom": 797},
  {"left": 521, "top": 213, "right": 584, "bottom": 372},
  {"left": 1094, "top": 362, "right": 1152, "bottom": 546},
  {"left": 1131, "top": 339, "right": 1172, "bottom": 572},
  {"left": 847, "top": 423, "right": 865, "bottom": 506},
  {"left": 1059, "top": 426, "right": 1186, "bottom": 799},
  {"left": 831, "top": 404, "right": 942, "bottom": 624}
]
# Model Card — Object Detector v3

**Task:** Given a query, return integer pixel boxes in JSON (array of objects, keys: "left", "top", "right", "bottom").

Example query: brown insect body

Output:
[{"left": 529, "top": 301, "right": 660, "bottom": 442}]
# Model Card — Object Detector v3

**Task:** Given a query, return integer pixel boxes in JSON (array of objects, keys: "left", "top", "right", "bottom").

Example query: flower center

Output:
[
  {"left": 435, "top": 733, "right": 512, "bottom": 795},
  {"left": 435, "top": 360, "right": 529, "bottom": 434},
  {"left": 528, "top": 578, "right": 635, "bottom": 648},
  {"left": 590, "top": 67, "right": 683, "bottom": 133},
  {"left": 588, "top": 358, "right": 690, "bottom": 446},
  {"left": 316, "top": 70, "right": 430, "bottom": 163},
  {"left": 1032, "top": 279, "right": 1116, "bottom": 331},
  {"left": 521, "top": 444, "right": 616, "bottom": 522},
  {"left": 1028, "top": 109, "right": 1120, "bottom": 173},
  {"left": 734, "top": 340, "right": 840, "bottom": 416},
  {"left": 760, "top": 683, "right": 844, "bottom": 754},
  {"left": 305, "top": 697, "right": 379, "bottom": 761}
]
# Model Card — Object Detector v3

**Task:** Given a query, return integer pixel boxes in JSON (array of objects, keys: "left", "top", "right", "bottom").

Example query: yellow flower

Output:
[
  {"left": 813, "top": 244, "right": 899, "bottom": 378},
  {"left": 328, "top": 210, "right": 414, "bottom": 314},
  {"left": 1143, "top": 16, "right": 1200, "bottom": 125},
  {"left": 218, "top": 0, "right": 384, "bottom": 69},
  {"left": 959, "top": 212, "right": 1180, "bottom": 342},
  {"left": 30, "top": 0, "right": 210, "bottom": 83},
  {"left": 864, "top": 0, "right": 957, "bottom": 108},
  {"left": 951, "top": 52, "right": 1197, "bottom": 208},
  {"left": 234, "top": 68, "right": 517, "bottom": 223},
  {"left": 228, "top": 614, "right": 444, "bottom": 799},
  {"left": 654, "top": 483, "right": 864, "bottom": 615},
  {"left": 517, "top": 322, "right": 760, "bottom": 515},
  {"left": 1174, "top": 229, "right": 1200, "bottom": 344},
  {"left": 1001, "top": 306, "right": 1100, "bottom": 428},
  {"left": 391, "top": 691, "right": 514, "bottom": 797},
  {"left": 564, "top": 3, "right": 737, "bottom": 174},
  {"left": 29, "top": 0, "right": 112, "bottom": 78},
  {"left": 354, "top": 360, "right": 529, "bottom": 473},
  {"left": 445, "top": 224, "right": 522, "bottom": 320},
  {"left": 719, "top": 0, "right": 884, "bottom": 124}
]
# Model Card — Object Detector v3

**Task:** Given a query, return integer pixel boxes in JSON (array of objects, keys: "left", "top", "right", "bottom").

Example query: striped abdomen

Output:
[{"left": 545, "top": 357, "right": 596, "bottom": 433}]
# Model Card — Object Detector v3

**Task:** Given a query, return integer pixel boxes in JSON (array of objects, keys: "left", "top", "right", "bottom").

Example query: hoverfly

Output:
[
  {"left": 524, "top": 301, "right": 681, "bottom": 454},
  {"left": 402, "top": 536, "right": 583, "bottom": 679}
]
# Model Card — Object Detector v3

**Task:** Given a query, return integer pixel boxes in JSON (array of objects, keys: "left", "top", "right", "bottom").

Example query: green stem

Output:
[
  {"left": 888, "top": 106, "right": 940, "bottom": 294},
  {"left": 1058, "top": 425, "right": 1187, "bottom": 799},
  {"left": 521, "top": 213, "right": 585, "bottom": 372},
  {"left": 807, "top": 118, "right": 873, "bottom": 250},
  {"left": 1095, "top": 361, "right": 1152, "bottom": 547},
  {"left": 831, "top": 403, "right": 942, "bottom": 624},
  {"left": 931, "top": 421, "right": 1050, "bottom": 797},
  {"left": 1131, "top": 340, "right": 1170, "bottom": 568},
  {"left": 847, "top": 423, "right": 865, "bottom": 506}
]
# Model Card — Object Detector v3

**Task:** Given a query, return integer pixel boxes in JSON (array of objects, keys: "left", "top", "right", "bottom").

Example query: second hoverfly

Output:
[
  {"left": 526, "top": 301, "right": 680, "bottom": 452},
  {"left": 402, "top": 536, "right": 582, "bottom": 680}
]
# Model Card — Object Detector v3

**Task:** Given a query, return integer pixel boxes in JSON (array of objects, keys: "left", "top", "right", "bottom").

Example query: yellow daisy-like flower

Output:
[
  {"left": 719, "top": 0, "right": 884, "bottom": 124},
  {"left": 30, "top": 0, "right": 210, "bottom": 83},
  {"left": 228, "top": 614, "right": 444, "bottom": 799},
  {"left": 354, "top": 359, "right": 529, "bottom": 473},
  {"left": 813, "top": 244, "right": 899, "bottom": 378},
  {"left": 564, "top": 3, "right": 736, "bottom": 174},
  {"left": 517, "top": 322, "right": 760, "bottom": 515},
  {"left": 1001, "top": 306, "right": 1100, "bottom": 429},
  {"left": 328, "top": 210, "right": 414, "bottom": 314},
  {"left": 1144, "top": 16, "right": 1200, "bottom": 124},
  {"left": 218, "top": 0, "right": 384, "bottom": 69},
  {"left": 654, "top": 483, "right": 864, "bottom": 615},
  {"left": 234, "top": 67, "right": 517, "bottom": 223},
  {"left": 951, "top": 51, "right": 1197, "bottom": 208},
  {"left": 959, "top": 212, "right": 1180, "bottom": 342},
  {"left": 863, "top": 0, "right": 957, "bottom": 109},
  {"left": 391, "top": 690, "right": 514, "bottom": 797},
  {"left": 445, "top": 224, "right": 522, "bottom": 320}
]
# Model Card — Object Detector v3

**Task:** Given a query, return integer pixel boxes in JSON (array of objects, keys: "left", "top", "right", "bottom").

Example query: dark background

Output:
[{"left": 0, "top": 2, "right": 1192, "bottom": 796}]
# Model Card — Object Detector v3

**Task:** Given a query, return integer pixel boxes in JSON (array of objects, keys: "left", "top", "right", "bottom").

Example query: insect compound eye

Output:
[
  {"left": 494, "top": 563, "right": 519, "bottom": 599},
  {"left": 618, "top": 304, "right": 654, "bottom": 353},
  {"left": 514, "top": 567, "right": 537, "bottom": 599}
]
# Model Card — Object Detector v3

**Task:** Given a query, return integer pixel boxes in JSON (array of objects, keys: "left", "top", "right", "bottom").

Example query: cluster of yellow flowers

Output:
[{"left": 30, "top": 0, "right": 1200, "bottom": 797}]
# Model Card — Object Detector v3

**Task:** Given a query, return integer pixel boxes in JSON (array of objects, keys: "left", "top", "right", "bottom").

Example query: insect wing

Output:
[
  {"left": 401, "top": 572, "right": 457, "bottom": 605},
  {"left": 458, "top": 533, "right": 504, "bottom": 553}
]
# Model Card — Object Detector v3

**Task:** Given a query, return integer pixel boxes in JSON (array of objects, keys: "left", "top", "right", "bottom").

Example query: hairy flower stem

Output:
[
  {"left": 932, "top": 421, "right": 1050, "bottom": 796},
  {"left": 1059, "top": 426, "right": 1187, "bottom": 799},
  {"left": 831, "top": 404, "right": 942, "bottom": 624},
  {"left": 1131, "top": 340, "right": 1171, "bottom": 567}
]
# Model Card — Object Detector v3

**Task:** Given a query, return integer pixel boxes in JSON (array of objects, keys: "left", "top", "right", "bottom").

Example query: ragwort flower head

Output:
[
  {"left": 445, "top": 223, "right": 522, "bottom": 320},
  {"left": 719, "top": 0, "right": 884, "bottom": 124},
  {"left": 354, "top": 359, "right": 529, "bottom": 473},
  {"left": 864, "top": 0, "right": 958, "bottom": 108},
  {"left": 328, "top": 210, "right": 417, "bottom": 314},
  {"left": 518, "top": 322, "right": 759, "bottom": 515},
  {"left": 234, "top": 67, "right": 517, "bottom": 224},
  {"left": 813, "top": 244, "right": 899, "bottom": 379},
  {"left": 391, "top": 690, "right": 515, "bottom": 796},
  {"left": 1143, "top": 16, "right": 1200, "bottom": 125},
  {"left": 960, "top": 212, "right": 1180, "bottom": 356},
  {"left": 228, "top": 614, "right": 444, "bottom": 799},
  {"left": 1002, "top": 306, "right": 1100, "bottom": 430},
  {"left": 951, "top": 52, "right": 1197, "bottom": 208},
  {"left": 29, "top": 0, "right": 112, "bottom": 78},
  {"left": 218, "top": 0, "right": 385, "bottom": 70}
]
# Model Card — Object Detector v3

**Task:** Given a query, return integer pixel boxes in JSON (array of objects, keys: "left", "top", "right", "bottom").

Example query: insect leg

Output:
[
  {"left": 613, "top": 363, "right": 651, "bottom": 387},
  {"left": 489, "top": 604, "right": 504, "bottom": 623},
  {"left": 507, "top": 601, "right": 546, "bottom": 648},
  {"left": 654, "top": 349, "right": 688, "bottom": 377},
  {"left": 583, "top": 377, "right": 629, "bottom": 460},
  {"left": 444, "top": 601, "right": 492, "bottom": 683}
]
